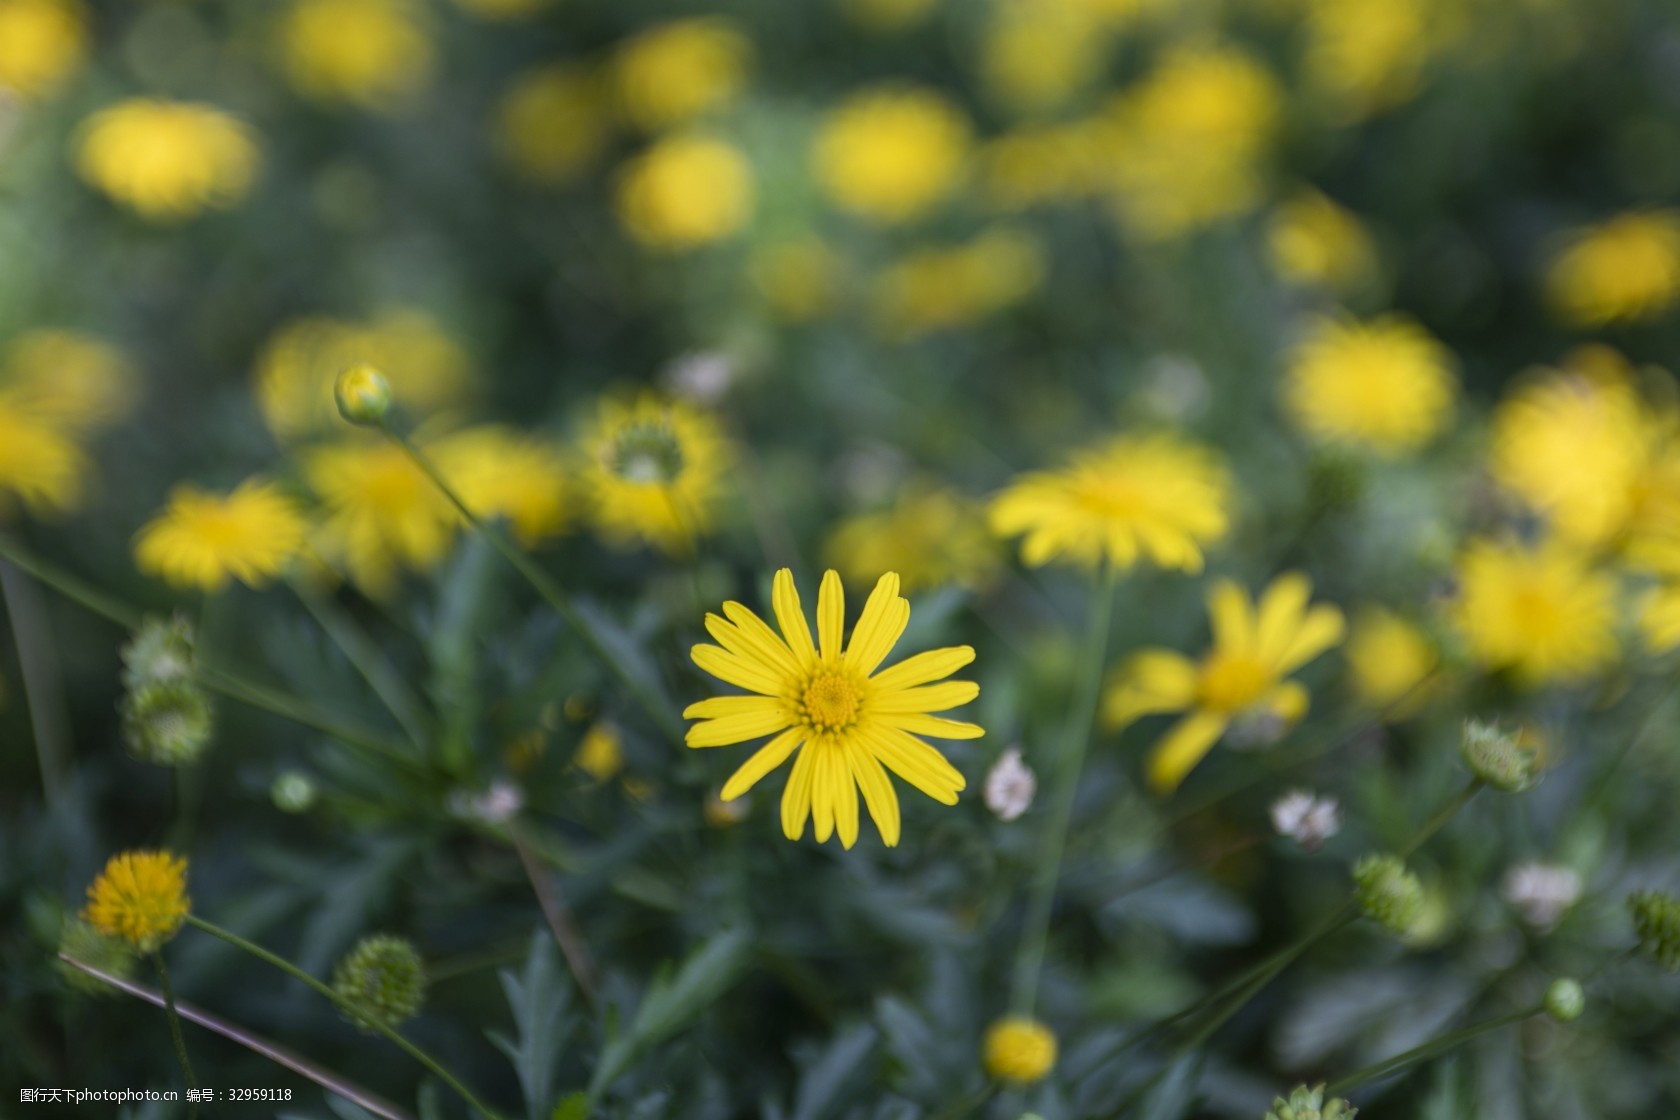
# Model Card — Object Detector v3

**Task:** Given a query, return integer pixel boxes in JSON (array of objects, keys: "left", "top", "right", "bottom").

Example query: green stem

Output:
[
  {"left": 1009, "top": 564, "right": 1119, "bottom": 1015},
  {"left": 1324, "top": 1004, "right": 1539, "bottom": 1095},
  {"left": 292, "top": 579, "right": 431, "bottom": 750},
  {"left": 1398, "top": 779, "right": 1482, "bottom": 859},
  {"left": 0, "top": 558, "right": 72, "bottom": 808},
  {"left": 0, "top": 534, "right": 142, "bottom": 628},
  {"left": 152, "top": 952, "right": 199, "bottom": 1116},
  {"left": 185, "top": 916, "right": 508, "bottom": 1120},
  {"left": 379, "top": 421, "right": 684, "bottom": 743}
]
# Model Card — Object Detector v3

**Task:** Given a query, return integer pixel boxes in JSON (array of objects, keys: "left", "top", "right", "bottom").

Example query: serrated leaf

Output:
[{"left": 491, "top": 930, "right": 576, "bottom": 1120}]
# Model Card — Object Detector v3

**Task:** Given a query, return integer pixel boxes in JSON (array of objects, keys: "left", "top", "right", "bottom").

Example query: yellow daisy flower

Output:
[
  {"left": 432, "top": 426, "right": 569, "bottom": 545},
  {"left": 0, "top": 392, "right": 90, "bottom": 518},
  {"left": 1265, "top": 188, "right": 1377, "bottom": 292},
  {"left": 1545, "top": 211, "right": 1680, "bottom": 328},
  {"left": 579, "top": 394, "right": 728, "bottom": 555},
  {"left": 1283, "top": 315, "right": 1458, "bottom": 456},
  {"left": 304, "top": 437, "right": 459, "bottom": 596},
  {"left": 75, "top": 98, "right": 259, "bottom": 222},
  {"left": 825, "top": 481, "right": 999, "bottom": 594},
  {"left": 685, "top": 569, "right": 980, "bottom": 848},
  {"left": 277, "top": 0, "right": 434, "bottom": 111},
  {"left": 135, "top": 478, "right": 311, "bottom": 592},
  {"left": 988, "top": 433, "right": 1232, "bottom": 572},
  {"left": 0, "top": 0, "right": 85, "bottom": 100},
  {"left": 1345, "top": 606, "right": 1437, "bottom": 718},
  {"left": 1301, "top": 0, "right": 1438, "bottom": 122},
  {"left": 1104, "top": 573, "right": 1344, "bottom": 793},
  {"left": 614, "top": 134, "right": 754, "bottom": 250},
  {"left": 82, "top": 850, "right": 190, "bottom": 951},
  {"left": 610, "top": 17, "right": 752, "bottom": 132},
  {"left": 1454, "top": 538, "right": 1617, "bottom": 685},
  {"left": 812, "top": 86, "right": 972, "bottom": 224}
]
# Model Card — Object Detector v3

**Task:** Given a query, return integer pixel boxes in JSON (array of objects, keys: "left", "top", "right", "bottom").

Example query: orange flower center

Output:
[{"left": 802, "top": 671, "right": 861, "bottom": 731}]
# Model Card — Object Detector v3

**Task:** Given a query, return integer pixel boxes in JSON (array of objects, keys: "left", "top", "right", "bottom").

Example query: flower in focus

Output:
[
  {"left": 0, "top": 0, "right": 84, "bottom": 99},
  {"left": 750, "top": 239, "right": 843, "bottom": 322},
  {"left": 1453, "top": 537, "right": 1617, "bottom": 685},
  {"left": 989, "top": 433, "right": 1232, "bottom": 572},
  {"left": 433, "top": 426, "right": 569, "bottom": 545},
  {"left": 75, "top": 99, "right": 259, "bottom": 222},
  {"left": 304, "top": 438, "right": 459, "bottom": 596},
  {"left": 611, "top": 18, "right": 752, "bottom": 131},
  {"left": 496, "top": 65, "right": 610, "bottom": 184},
  {"left": 278, "top": 0, "right": 434, "bottom": 111},
  {"left": 574, "top": 722, "right": 625, "bottom": 782},
  {"left": 578, "top": 394, "right": 729, "bottom": 555},
  {"left": 872, "top": 227, "right": 1045, "bottom": 339},
  {"left": 81, "top": 850, "right": 189, "bottom": 952},
  {"left": 1352, "top": 851, "right": 1424, "bottom": 934},
  {"left": 1545, "top": 211, "right": 1680, "bottom": 327},
  {"left": 1105, "top": 573, "right": 1344, "bottom": 793},
  {"left": 983, "top": 746, "right": 1036, "bottom": 821},
  {"left": 332, "top": 934, "right": 426, "bottom": 1031},
  {"left": 1344, "top": 607, "right": 1437, "bottom": 717},
  {"left": 813, "top": 86, "right": 972, "bottom": 224},
  {"left": 615, "top": 134, "right": 753, "bottom": 250},
  {"left": 981, "top": 1016, "right": 1056, "bottom": 1083},
  {"left": 1266, "top": 188, "right": 1378, "bottom": 292},
  {"left": 1502, "top": 861, "right": 1581, "bottom": 930},
  {"left": 134, "top": 478, "right": 310, "bottom": 592},
  {"left": 826, "top": 480, "right": 998, "bottom": 594},
  {"left": 1300, "top": 0, "right": 1438, "bottom": 121},
  {"left": 685, "top": 570, "right": 980, "bottom": 848},
  {"left": 1284, "top": 315, "right": 1457, "bottom": 456}
]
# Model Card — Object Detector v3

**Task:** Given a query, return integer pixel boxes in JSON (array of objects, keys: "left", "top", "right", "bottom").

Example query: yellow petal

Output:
[
  {"left": 691, "top": 644, "right": 785, "bottom": 696},
  {"left": 847, "top": 739, "right": 901, "bottom": 847},
  {"left": 773, "top": 568, "right": 818, "bottom": 669},
  {"left": 843, "top": 572, "right": 908, "bottom": 677},
  {"left": 870, "top": 645, "right": 976, "bottom": 691},
  {"left": 832, "top": 745, "right": 860, "bottom": 849},
  {"left": 876, "top": 712, "right": 985, "bottom": 740},
  {"left": 683, "top": 694, "right": 786, "bottom": 720},
  {"left": 869, "top": 680, "right": 979, "bottom": 713},
  {"left": 1276, "top": 603, "right": 1345, "bottom": 674},
  {"left": 1254, "top": 572, "right": 1312, "bottom": 666},
  {"left": 781, "top": 743, "right": 815, "bottom": 840},
  {"left": 685, "top": 706, "right": 794, "bottom": 748},
  {"left": 1101, "top": 650, "right": 1197, "bottom": 728},
  {"left": 714, "top": 603, "right": 802, "bottom": 676},
  {"left": 1146, "top": 711, "right": 1228, "bottom": 794},
  {"left": 1265, "top": 680, "right": 1310, "bottom": 725},
  {"left": 811, "top": 741, "right": 837, "bottom": 843},
  {"left": 864, "top": 725, "right": 965, "bottom": 803},
  {"left": 1207, "top": 580, "right": 1254, "bottom": 654},
  {"left": 720, "top": 729, "right": 804, "bottom": 800},
  {"left": 817, "top": 569, "right": 845, "bottom": 664}
]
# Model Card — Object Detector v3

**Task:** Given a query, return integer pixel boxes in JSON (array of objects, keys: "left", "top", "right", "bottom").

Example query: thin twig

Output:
[{"left": 507, "top": 819, "right": 600, "bottom": 1008}]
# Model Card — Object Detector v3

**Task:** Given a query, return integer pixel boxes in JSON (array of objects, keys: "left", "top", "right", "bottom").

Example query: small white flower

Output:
[
  {"left": 448, "top": 779, "right": 524, "bottom": 825},
  {"left": 663, "top": 351, "right": 735, "bottom": 404},
  {"left": 984, "top": 747, "right": 1036, "bottom": 821},
  {"left": 1270, "top": 789, "right": 1342, "bottom": 851},
  {"left": 1501, "top": 862, "right": 1581, "bottom": 930}
]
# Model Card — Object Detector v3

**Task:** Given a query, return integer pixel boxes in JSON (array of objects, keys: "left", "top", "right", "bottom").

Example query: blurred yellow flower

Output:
[
  {"left": 2, "top": 329, "right": 136, "bottom": 433},
  {"left": 614, "top": 135, "right": 753, "bottom": 250},
  {"left": 0, "top": 393, "right": 88, "bottom": 518},
  {"left": 575, "top": 721, "right": 624, "bottom": 781},
  {"left": 1101, "top": 45, "right": 1280, "bottom": 240},
  {"left": 839, "top": 0, "right": 940, "bottom": 33},
  {"left": 982, "top": 1016, "right": 1057, "bottom": 1083},
  {"left": 813, "top": 86, "right": 972, "bottom": 224},
  {"left": 304, "top": 437, "right": 459, "bottom": 596},
  {"left": 980, "top": 2, "right": 1109, "bottom": 114},
  {"left": 981, "top": 123, "right": 1104, "bottom": 210},
  {"left": 1345, "top": 606, "right": 1437, "bottom": 717},
  {"left": 826, "top": 481, "right": 998, "bottom": 594},
  {"left": 989, "top": 433, "right": 1232, "bottom": 572},
  {"left": 75, "top": 99, "right": 259, "bottom": 222},
  {"left": 278, "top": 0, "right": 434, "bottom": 111},
  {"left": 1105, "top": 572, "right": 1344, "bottom": 793},
  {"left": 1544, "top": 211, "right": 1680, "bottom": 327},
  {"left": 497, "top": 65, "right": 610, "bottom": 184},
  {"left": 611, "top": 18, "right": 752, "bottom": 131},
  {"left": 685, "top": 569, "right": 980, "bottom": 848},
  {"left": 1301, "top": 0, "right": 1438, "bottom": 121},
  {"left": 1454, "top": 537, "right": 1617, "bottom": 685},
  {"left": 0, "top": 0, "right": 84, "bottom": 99},
  {"left": 579, "top": 394, "right": 729, "bottom": 554},
  {"left": 750, "top": 238, "right": 843, "bottom": 322},
  {"left": 82, "top": 850, "right": 189, "bottom": 952},
  {"left": 1283, "top": 315, "right": 1457, "bottom": 455},
  {"left": 135, "top": 478, "right": 310, "bottom": 592},
  {"left": 873, "top": 227, "right": 1045, "bottom": 339},
  {"left": 255, "top": 310, "right": 470, "bottom": 443},
  {"left": 1266, "top": 189, "right": 1378, "bottom": 291},
  {"left": 432, "top": 426, "right": 569, "bottom": 545},
  {"left": 449, "top": 0, "right": 547, "bottom": 19}
]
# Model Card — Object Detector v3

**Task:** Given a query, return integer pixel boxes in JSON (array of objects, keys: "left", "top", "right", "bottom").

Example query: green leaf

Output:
[
  {"left": 1136, "top": 1052, "right": 1203, "bottom": 1120},
  {"left": 550, "top": 1093, "right": 589, "bottom": 1120},
  {"left": 792, "top": 1023, "right": 878, "bottom": 1120},
  {"left": 489, "top": 930, "right": 577, "bottom": 1120}
]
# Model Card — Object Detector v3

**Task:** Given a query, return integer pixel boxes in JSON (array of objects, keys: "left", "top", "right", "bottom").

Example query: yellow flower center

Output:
[
  {"left": 802, "top": 671, "right": 862, "bottom": 731},
  {"left": 1197, "top": 650, "right": 1272, "bottom": 713},
  {"left": 1072, "top": 474, "right": 1147, "bottom": 518}
]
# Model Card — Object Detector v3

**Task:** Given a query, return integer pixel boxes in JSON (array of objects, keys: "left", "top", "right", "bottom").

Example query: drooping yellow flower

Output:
[
  {"left": 826, "top": 482, "right": 998, "bottom": 594},
  {"left": 685, "top": 570, "right": 980, "bottom": 848},
  {"left": 254, "top": 310, "right": 470, "bottom": 443},
  {"left": 432, "top": 426, "right": 569, "bottom": 545},
  {"left": 304, "top": 437, "right": 459, "bottom": 595},
  {"left": 1301, "top": 0, "right": 1438, "bottom": 121},
  {"left": 75, "top": 99, "right": 260, "bottom": 222},
  {"left": 0, "top": 393, "right": 89, "bottom": 518},
  {"left": 496, "top": 65, "right": 610, "bottom": 185},
  {"left": 1, "top": 330, "right": 136, "bottom": 433},
  {"left": 135, "top": 478, "right": 310, "bottom": 592},
  {"left": 989, "top": 433, "right": 1232, "bottom": 572},
  {"left": 611, "top": 18, "right": 752, "bottom": 131},
  {"left": 1104, "top": 573, "right": 1345, "bottom": 793},
  {"left": 1283, "top": 315, "right": 1457, "bottom": 456},
  {"left": 575, "top": 721, "right": 624, "bottom": 781},
  {"left": 982, "top": 1016, "right": 1057, "bottom": 1084},
  {"left": 82, "top": 850, "right": 189, "bottom": 952},
  {"left": 873, "top": 227, "right": 1045, "bottom": 339},
  {"left": 1544, "top": 211, "right": 1680, "bottom": 327},
  {"left": 1345, "top": 606, "right": 1437, "bottom": 718},
  {"left": 0, "top": 0, "right": 84, "bottom": 99},
  {"left": 614, "top": 134, "right": 753, "bottom": 250},
  {"left": 278, "top": 0, "right": 433, "bottom": 111},
  {"left": 749, "top": 238, "right": 843, "bottom": 322},
  {"left": 813, "top": 86, "right": 972, "bottom": 224},
  {"left": 1454, "top": 538, "right": 1617, "bottom": 685},
  {"left": 1266, "top": 188, "right": 1378, "bottom": 291},
  {"left": 578, "top": 394, "right": 729, "bottom": 554}
]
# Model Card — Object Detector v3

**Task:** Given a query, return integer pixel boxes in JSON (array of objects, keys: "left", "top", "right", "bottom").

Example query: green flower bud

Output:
[
  {"left": 120, "top": 679, "right": 214, "bottom": 766},
  {"left": 332, "top": 934, "right": 426, "bottom": 1032},
  {"left": 271, "top": 770, "right": 317, "bottom": 813},
  {"left": 120, "top": 615, "right": 196, "bottom": 689},
  {"left": 1460, "top": 719, "right": 1538, "bottom": 792},
  {"left": 1544, "top": 977, "right": 1585, "bottom": 1022},
  {"left": 1352, "top": 853, "right": 1424, "bottom": 935},
  {"left": 56, "top": 917, "right": 137, "bottom": 997},
  {"left": 335, "top": 363, "right": 392, "bottom": 426},
  {"left": 1629, "top": 890, "right": 1680, "bottom": 971},
  {"left": 1263, "top": 1083, "right": 1357, "bottom": 1120}
]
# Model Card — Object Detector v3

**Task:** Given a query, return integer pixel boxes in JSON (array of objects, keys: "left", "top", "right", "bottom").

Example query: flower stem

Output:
[
  {"left": 185, "top": 915, "right": 508, "bottom": 1120},
  {"left": 152, "top": 951, "right": 199, "bottom": 1117},
  {"left": 1324, "top": 1004, "right": 1540, "bottom": 1095},
  {"left": 1009, "top": 564, "right": 1119, "bottom": 1016},
  {"left": 0, "top": 558, "right": 73, "bottom": 809},
  {"left": 379, "top": 420, "right": 685, "bottom": 743},
  {"left": 291, "top": 579, "right": 431, "bottom": 750}
]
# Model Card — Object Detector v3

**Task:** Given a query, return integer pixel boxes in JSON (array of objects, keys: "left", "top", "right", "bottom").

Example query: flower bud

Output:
[
  {"left": 981, "top": 1016, "right": 1057, "bottom": 1084},
  {"left": 1460, "top": 718, "right": 1538, "bottom": 792},
  {"left": 271, "top": 770, "right": 318, "bottom": 813},
  {"left": 120, "top": 679, "right": 214, "bottom": 766},
  {"left": 1629, "top": 890, "right": 1680, "bottom": 971},
  {"left": 120, "top": 615, "right": 196, "bottom": 688},
  {"left": 332, "top": 934, "right": 426, "bottom": 1032},
  {"left": 335, "top": 363, "right": 392, "bottom": 426},
  {"left": 1263, "top": 1084, "right": 1357, "bottom": 1120},
  {"left": 1544, "top": 977, "right": 1585, "bottom": 1022},
  {"left": 56, "top": 917, "right": 137, "bottom": 997},
  {"left": 1351, "top": 852, "right": 1424, "bottom": 934}
]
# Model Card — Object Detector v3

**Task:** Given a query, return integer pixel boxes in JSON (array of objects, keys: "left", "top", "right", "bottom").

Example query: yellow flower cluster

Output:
[{"left": 75, "top": 99, "right": 260, "bottom": 222}]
